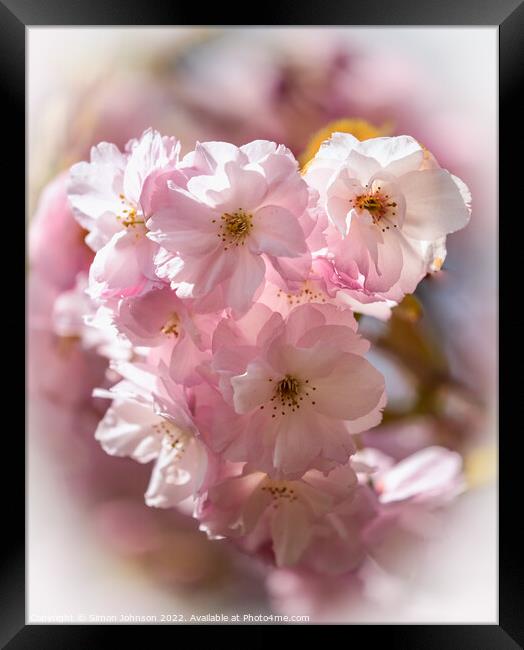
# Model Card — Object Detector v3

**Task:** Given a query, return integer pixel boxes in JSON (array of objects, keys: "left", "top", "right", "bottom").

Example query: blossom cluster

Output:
[{"left": 61, "top": 127, "right": 470, "bottom": 572}]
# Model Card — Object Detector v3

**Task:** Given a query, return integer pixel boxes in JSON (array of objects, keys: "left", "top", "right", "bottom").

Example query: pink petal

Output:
[
  {"left": 169, "top": 332, "right": 210, "bottom": 387},
  {"left": 231, "top": 360, "right": 275, "bottom": 414},
  {"left": 192, "top": 141, "right": 246, "bottom": 171},
  {"left": 115, "top": 286, "right": 179, "bottom": 345},
  {"left": 88, "top": 231, "right": 155, "bottom": 301},
  {"left": 195, "top": 162, "right": 267, "bottom": 212},
  {"left": 284, "top": 304, "right": 327, "bottom": 344},
  {"left": 326, "top": 168, "right": 363, "bottom": 234},
  {"left": 266, "top": 340, "right": 340, "bottom": 379},
  {"left": 250, "top": 205, "right": 307, "bottom": 257},
  {"left": 271, "top": 501, "right": 312, "bottom": 566},
  {"left": 175, "top": 246, "right": 237, "bottom": 297},
  {"left": 296, "top": 324, "right": 366, "bottom": 356},
  {"left": 224, "top": 247, "right": 266, "bottom": 313},
  {"left": 147, "top": 188, "right": 218, "bottom": 255},
  {"left": 272, "top": 408, "right": 323, "bottom": 476},
  {"left": 312, "top": 353, "right": 385, "bottom": 421},
  {"left": 124, "top": 129, "right": 179, "bottom": 204},
  {"left": 377, "top": 446, "right": 463, "bottom": 504},
  {"left": 363, "top": 226, "right": 404, "bottom": 294}
]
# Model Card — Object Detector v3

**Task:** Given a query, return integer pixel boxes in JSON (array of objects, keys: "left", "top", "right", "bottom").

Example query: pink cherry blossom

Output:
[
  {"left": 94, "top": 361, "right": 215, "bottom": 508},
  {"left": 107, "top": 285, "right": 220, "bottom": 386},
  {"left": 197, "top": 462, "right": 359, "bottom": 568},
  {"left": 305, "top": 133, "right": 471, "bottom": 303},
  {"left": 259, "top": 256, "right": 394, "bottom": 321},
  {"left": 28, "top": 273, "right": 108, "bottom": 408},
  {"left": 293, "top": 481, "right": 380, "bottom": 576},
  {"left": 146, "top": 140, "right": 311, "bottom": 314},
  {"left": 208, "top": 303, "right": 386, "bottom": 478},
  {"left": 29, "top": 171, "right": 93, "bottom": 291},
  {"left": 311, "top": 257, "right": 397, "bottom": 320},
  {"left": 52, "top": 273, "right": 135, "bottom": 363},
  {"left": 262, "top": 445, "right": 462, "bottom": 577},
  {"left": 358, "top": 446, "right": 465, "bottom": 542},
  {"left": 68, "top": 128, "right": 180, "bottom": 302},
  {"left": 371, "top": 445, "right": 464, "bottom": 506}
]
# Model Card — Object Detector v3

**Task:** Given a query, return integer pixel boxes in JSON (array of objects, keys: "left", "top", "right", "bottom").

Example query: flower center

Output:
[
  {"left": 215, "top": 209, "right": 253, "bottom": 250},
  {"left": 264, "top": 374, "right": 317, "bottom": 416},
  {"left": 276, "top": 375, "right": 301, "bottom": 402},
  {"left": 352, "top": 188, "right": 398, "bottom": 232},
  {"left": 261, "top": 480, "right": 299, "bottom": 505},
  {"left": 152, "top": 418, "right": 190, "bottom": 455},
  {"left": 160, "top": 313, "right": 180, "bottom": 337},
  {"left": 117, "top": 194, "right": 145, "bottom": 237},
  {"left": 276, "top": 281, "right": 328, "bottom": 307},
  {"left": 357, "top": 195, "right": 384, "bottom": 214}
]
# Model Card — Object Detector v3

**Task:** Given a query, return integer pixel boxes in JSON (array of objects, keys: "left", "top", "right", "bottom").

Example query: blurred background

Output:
[{"left": 27, "top": 27, "right": 497, "bottom": 623}]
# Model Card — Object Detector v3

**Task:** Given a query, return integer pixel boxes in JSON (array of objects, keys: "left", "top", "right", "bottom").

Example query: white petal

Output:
[
  {"left": 95, "top": 398, "right": 162, "bottom": 463},
  {"left": 399, "top": 169, "right": 471, "bottom": 241},
  {"left": 124, "top": 129, "right": 179, "bottom": 204},
  {"left": 231, "top": 360, "right": 275, "bottom": 414},
  {"left": 145, "top": 438, "right": 206, "bottom": 508},
  {"left": 356, "top": 136, "right": 422, "bottom": 170}
]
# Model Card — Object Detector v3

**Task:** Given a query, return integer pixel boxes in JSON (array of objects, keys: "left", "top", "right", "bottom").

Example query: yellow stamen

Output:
[
  {"left": 217, "top": 209, "right": 253, "bottom": 249},
  {"left": 116, "top": 195, "right": 145, "bottom": 229},
  {"left": 353, "top": 188, "right": 398, "bottom": 231},
  {"left": 261, "top": 480, "right": 299, "bottom": 504},
  {"left": 152, "top": 419, "right": 190, "bottom": 454},
  {"left": 160, "top": 313, "right": 180, "bottom": 337}
]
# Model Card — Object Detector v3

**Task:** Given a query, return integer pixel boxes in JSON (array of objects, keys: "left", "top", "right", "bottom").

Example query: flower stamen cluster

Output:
[
  {"left": 116, "top": 194, "right": 145, "bottom": 231},
  {"left": 216, "top": 209, "right": 253, "bottom": 250},
  {"left": 160, "top": 313, "right": 180, "bottom": 337}
]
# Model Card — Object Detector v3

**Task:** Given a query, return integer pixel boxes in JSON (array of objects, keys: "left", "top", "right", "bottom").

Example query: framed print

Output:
[{"left": 4, "top": 0, "right": 521, "bottom": 645}]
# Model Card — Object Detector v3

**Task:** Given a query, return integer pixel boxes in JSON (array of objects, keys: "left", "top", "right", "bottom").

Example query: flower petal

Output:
[
  {"left": 231, "top": 360, "right": 275, "bottom": 414},
  {"left": 272, "top": 407, "right": 323, "bottom": 476},
  {"left": 377, "top": 446, "right": 463, "bottom": 504},
  {"left": 95, "top": 398, "right": 162, "bottom": 463},
  {"left": 145, "top": 438, "right": 207, "bottom": 508},
  {"left": 124, "top": 129, "right": 179, "bottom": 205},
  {"left": 356, "top": 136, "right": 422, "bottom": 171},
  {"left": 312, "top": 353, "right": 385, "bottom": 421},
  {"left": 250, "top": 206, "right": 307, "bottom": 257},
  {"left": 399, "top": 169, "right": 471, "bottom": 240},
  {"left": 147, "top": 188, "right": 218, "bottom": 255},
  {"left": 88, "top": 231, "right": 156, "bottom": 301},
  {"left": 224, "top": 247, "right": 266, "bottom": 313},
  {"left": 271, "top": 501, "right": 312, "bottom": 566}
]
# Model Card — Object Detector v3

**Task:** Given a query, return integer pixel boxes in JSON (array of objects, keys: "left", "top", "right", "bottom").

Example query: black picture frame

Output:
[{"left": 9, "top": 0, "right": 519, "bottom": 646}]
